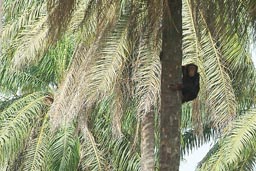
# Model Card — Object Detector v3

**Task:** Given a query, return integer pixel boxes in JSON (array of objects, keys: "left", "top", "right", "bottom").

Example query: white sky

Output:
[
  {"left": 252, "top": 47, "right": 256, "bottom": 65},
  {"left": 180, "top": 141, "right": 214, "bottom": 171}
]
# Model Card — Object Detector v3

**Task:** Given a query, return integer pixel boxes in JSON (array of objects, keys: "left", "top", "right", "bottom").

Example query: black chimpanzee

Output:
[
  {"left": 159, "top": 52, "right": 200, "bottom": 103},
  {"left": 181, "top": 64, "right": 200, "bottom": 103},
  {"left": 171, "top": 63, "right": 200, "bottom": 103}
]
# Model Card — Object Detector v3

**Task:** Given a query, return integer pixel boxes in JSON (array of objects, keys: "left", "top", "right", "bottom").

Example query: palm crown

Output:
[{"left": 0, "top": 0, "right": 256, "bottom": 170}]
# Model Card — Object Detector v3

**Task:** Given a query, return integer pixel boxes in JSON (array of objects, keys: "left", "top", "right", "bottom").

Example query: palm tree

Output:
[
  {"left": 0, "top": 0, "right": 160, "bottom": 170},
  {"left": 1, "top": 0, "right": 256, "bottom": 171}
]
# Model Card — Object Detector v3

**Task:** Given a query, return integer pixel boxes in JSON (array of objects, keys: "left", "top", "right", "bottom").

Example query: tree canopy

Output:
[{"left": 0, "top": 0, "right": 256, "bottom": 170}]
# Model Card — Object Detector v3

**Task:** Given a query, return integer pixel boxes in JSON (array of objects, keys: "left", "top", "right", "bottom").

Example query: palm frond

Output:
[
  {"left": 47, "top": 0, "right": 76, "bottom": 43},
  {"left": 49, "top": 125, "right": 80, "bottom": 171},
  {"left": 0, "top": 37, "right": 74, "bottom": 93},
  {"left": 181, "top": 124, "right": 215, "bottom": 155},
  {"left": 2, "top": 1, "right": 45, "bottom": 43},
  {"left": 182, "top": 0, "right": 211, "bottom": 134},
  {"left": 110, "top": 139, "right": 140, "bottom": 171},
  {"left": 199, "top": 10, "right": 237, "bottom": 128},
  {"left": 48, "top": 0, "right": 115, "bottom": 130},
  {"left": 49, "top": 1, "right": 131, "bottom": 129},
  {"left": 83, "top": 6, "right": 129, "bottom": 104},
  {"left": 132, "top": 38, "right": 161, "bottom": 116},
  {"left": 183, "top": 0, "right": 238, "bottom": 129},
  {"left": 130, "top": 0, "right": 162, "bottom": 118},
  {"left": 85, "top": 98, "right": 140, "bottom": 171},
  {"left": 79, "top": 125, "right": 106, "bottom": 171},
  {"left": 198, "top": 109, "right": 256, "bottom": 171},
  {"left": 0, "top": 92, "right": 47, "bottom": 166},
  {"left": 4, "top": 0, "right": 43, "bottom": 17},
  {"left": 68, "top": 0, "right": 94, "bottom": 32},
  {"left": 21, "top": 114, "right": 51, "bottom": 171},
  {"left": 11, "top": 16, "right": 49, "bottom": 69},
  {"left": 220, "top": 33, "right": 256, "bottom": 109}
]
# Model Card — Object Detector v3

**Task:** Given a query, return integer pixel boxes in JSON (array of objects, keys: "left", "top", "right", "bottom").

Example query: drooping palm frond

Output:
[
  {"left": 1, "top": 0, "right": 88, "bottom": 72},
  {"left": 131, "top": 0, "right": 161, "bottom": 115},
  {"left": 132, "top": 40, "right": 161, "bottom": 116},
  {"left": 11, "top": 16, "right": 49, "bottom": 69},
  {"left": 79, "top": 125, "right": 107, "bottom": 171},
  {"left": 220, "top": 33, "right": 256, "bottom": 109},
  {"left": 199, "top": 19, "right": 237, "bottom": 128},
  {"left": 196, "top": 0, "right": 256, "bottom": 127},
  {"left": 110, "top": 139, "right": 140, "bottom": 171},
  {"left": 195, "top": 0, "right": 256, "bottom": 109},
  {"left": 2, "top": 1, "right": 45, "bottom": 43},
  {"left": 49, "top": 1, "right": 132, "bottom": 129},
  {"left": 20, "top": 114, "right": 51, "bottom": 171},
  {"left": 181, "top": 124, "right": 215, "bottom": 155},
  {"left": 0, "top": 35, "right": 74, "bottom": 93},
  {"left": 3, "top": 0, "right": 44, "bottom": 20},
  {"left": 181, "top": 1, "right": 256, "bottom": 159},
  {"left": 1, "top": 0, "right": 49, "bottom": 70},
  {"left": 74, "top": 98, "right": 140, "bottom": 171},
  {"left": 0, "top": 92, "right": 48, "bottom": 167},
  {"left": 198, "top": 109, "right": 256, "bottom": 171},
  {"left": 47, "top": 0, "right": 107, "bottom": 130},
  {"left": 49, "top": 125, "right": 80, "bottom": 171},
  {"left": 47, "top": 0, "right": 76, "bottom": 43}
]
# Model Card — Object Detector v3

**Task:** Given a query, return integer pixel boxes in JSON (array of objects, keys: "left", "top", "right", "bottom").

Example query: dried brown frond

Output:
[
  {"left": 131, "top": 0, "right": 162, "bottom": 118},
  {"left": 111, "top": 83, "right": 124, "bottom": 139},
  {"left": 49, "top": 1, "right": 122, "bottom": 130},
  {"left": 192, "top": 98, "right": 203, "bottom": 136}
]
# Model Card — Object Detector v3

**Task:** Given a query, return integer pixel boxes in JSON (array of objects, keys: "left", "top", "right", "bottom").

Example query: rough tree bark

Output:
[
  {"left": 160, "top": 0, "right": 182, "bottom": 170},
  {"left": 141, "top": 110, "right": 155, "bottom": 171}
]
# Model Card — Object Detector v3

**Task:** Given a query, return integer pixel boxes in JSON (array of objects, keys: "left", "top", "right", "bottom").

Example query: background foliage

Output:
[{"left": 0, "top": 0, "right": 256, "bottom": 170}]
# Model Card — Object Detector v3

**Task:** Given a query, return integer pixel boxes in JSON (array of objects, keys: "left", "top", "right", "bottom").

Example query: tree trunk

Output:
[
  {"left": 141, "top": 110, "right": 155, "bottom": 171},
  {"left": 160, "top": 0, "right": 182, "bottom": 170}
]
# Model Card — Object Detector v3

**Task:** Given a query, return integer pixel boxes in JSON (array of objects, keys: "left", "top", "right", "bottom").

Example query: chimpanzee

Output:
[
  {"left": 181, "top": 64, "right": 200, "bottom": 103},
  {"left": 171, "top": 63, "right": 200, "bottom": 103},
  {"left": 159, "top": 52, "right": 200, "bottom": 103}
]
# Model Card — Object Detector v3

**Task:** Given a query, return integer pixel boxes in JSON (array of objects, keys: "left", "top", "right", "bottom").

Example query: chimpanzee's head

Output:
[{"left": 186, "top": 64, "right": 198, "bottom": 77}]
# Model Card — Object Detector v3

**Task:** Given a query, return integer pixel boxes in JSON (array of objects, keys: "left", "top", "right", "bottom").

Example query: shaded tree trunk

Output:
[
  {"left": 141, "top": 110, "right": 155, "bottom": 171},
  {"left": 160, "top": 0, "right": 182, "bottom": 170}
]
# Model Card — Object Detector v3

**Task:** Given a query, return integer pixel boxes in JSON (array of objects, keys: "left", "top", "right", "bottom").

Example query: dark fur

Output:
[{"left": 181, "top": 64, "right": 200, "bottom": 103}]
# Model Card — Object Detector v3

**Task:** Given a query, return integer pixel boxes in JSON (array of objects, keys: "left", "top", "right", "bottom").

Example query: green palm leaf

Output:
[
  {"left": 21, "top": 114, "right": 51, "bottom": 171},
  {"left": 49, "top": 125, "right": 80, "bottom": 171},
  {"left": 0, "top": 92, "right": 48, "bottom": 166},
  {"left": 198, "top": 109, "right": 256, "bottom": 171},
  {"left": 79, "top": 126, "right": 106, "bottom": 171}
]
